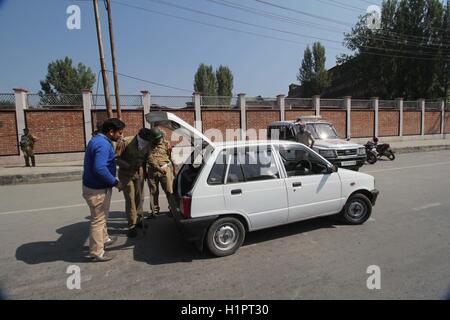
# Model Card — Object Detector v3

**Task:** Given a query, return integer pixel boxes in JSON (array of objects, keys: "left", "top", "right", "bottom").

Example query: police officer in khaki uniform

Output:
[
  {"left": 116, "top": 128, "right": 152, "bottom": 238},
  {"left": 20, "top": 128, "right": 38, "bottom": 167},
  {"left": 146, "top": 128, "right": 175, "bottom": 216},
  {"left": 295, "top": 119, "right": 315, "bottom": 148}
]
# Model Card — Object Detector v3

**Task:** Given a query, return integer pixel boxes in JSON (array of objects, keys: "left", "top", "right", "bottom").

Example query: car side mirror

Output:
[{"left": 328, "top": 164, "right": 338, "bottom": 173}]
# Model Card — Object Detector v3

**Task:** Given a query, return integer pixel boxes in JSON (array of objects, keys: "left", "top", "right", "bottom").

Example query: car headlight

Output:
[
  {"left": 358, "top": 148, "right": 366, "bottom": 156},
  {"left": 319, "top": 149, "right": 336, "bottom": 158}
]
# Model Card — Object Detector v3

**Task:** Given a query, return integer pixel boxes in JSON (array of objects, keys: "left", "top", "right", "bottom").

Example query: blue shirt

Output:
[{"left": 83, "top": 133, "right": 118, "bottom": 189}]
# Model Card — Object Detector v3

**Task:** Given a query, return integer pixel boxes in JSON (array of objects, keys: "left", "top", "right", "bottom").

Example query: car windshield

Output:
[{"left": 306, "top": 123, "right": 339, "bottom": 139}]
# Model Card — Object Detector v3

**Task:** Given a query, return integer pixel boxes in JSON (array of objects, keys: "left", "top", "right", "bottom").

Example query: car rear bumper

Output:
[
  {"left": 370, "top": 189, "right": 380, "bottom": 206},
  {"left": 172, "top": 209, "right": 218, "bottom": 251}
]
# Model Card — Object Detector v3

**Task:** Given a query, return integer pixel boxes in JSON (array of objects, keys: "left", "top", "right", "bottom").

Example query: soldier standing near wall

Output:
[
  {"left": 19, "top": 128, "right": 38, "bottom": 167},
  {"left": 116, "top": 128, "right": 153, "bottom": 238},
  {"left": 146, "top": 127, "right": 176, "bottom": 217}
]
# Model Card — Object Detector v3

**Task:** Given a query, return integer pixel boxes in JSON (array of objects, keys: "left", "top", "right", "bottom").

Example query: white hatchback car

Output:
[{"left": 146, "top": 112, "right": 379, "bottom": 257}]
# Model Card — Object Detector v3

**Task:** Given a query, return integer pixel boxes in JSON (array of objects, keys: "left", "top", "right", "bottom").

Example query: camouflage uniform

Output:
[
  {"left": 20, "top": 132, "right": 38, "bottom": 167},
  {"left": 116, "top": 135, "right": 151, "bottom": 231},
  {"left": 147, "top": 139, "right": 174, "bottom": 214}
]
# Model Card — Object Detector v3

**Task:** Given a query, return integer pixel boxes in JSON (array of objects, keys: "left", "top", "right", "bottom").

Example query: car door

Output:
[
  {"left": 276, "top": 143, "right": 342, "bottom": 222},
  {"left": 223, "top": 146, "right": 289, "bottom": 231}
]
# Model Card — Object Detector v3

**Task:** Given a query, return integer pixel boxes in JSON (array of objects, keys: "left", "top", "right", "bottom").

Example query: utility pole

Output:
[
  {"left": 105, "top": 0, "right": 121, "bottom": 119},
  {"left": 93, "top": 0, "right": 113, "bottom": 118}
]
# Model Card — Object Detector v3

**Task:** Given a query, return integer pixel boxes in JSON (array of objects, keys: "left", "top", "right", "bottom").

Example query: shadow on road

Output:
[
  {"left": 15, "top": 210, "right": 340, "bottom": 266},
  {"left": 15, "top": 220, "right": 91, "bottom": 264}
]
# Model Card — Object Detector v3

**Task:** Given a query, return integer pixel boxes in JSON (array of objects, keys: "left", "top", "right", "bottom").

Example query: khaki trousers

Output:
[
  {"left": 147, "top": 166, "right": 174, "bottom": 213},
  {"left": 119, "top": 168, "right": 145, "bottom": 229},
  {"left": 82, "top": 185, "right": 112, "bottom": 257}
]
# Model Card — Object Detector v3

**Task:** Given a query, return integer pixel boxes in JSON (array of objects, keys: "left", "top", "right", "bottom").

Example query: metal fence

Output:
[
  {"left": 403, "top": 101, "right": 420, "bottom": 110},
  {"left": 321, "top": 99, "right": 344, "bottom": 108},
  {"left": 0, "top": 93, "right": 15, "bottom": 109},
  {"left": 246, "top": 97, "right": 278, "bottom": 109},
  {"left": 352, "top": 99, "right": 372, "bottom": 109},
  {"left": 27, "top": 94, "right": 83, "bottom": 108},
  {"left": 379, "top": 100, "right": 397, "bottom": 109},
  {"left": 152, "top": 96, "right": 194, "bottom": 109},
  {"left": 425, "top": 101, "right": 442, "bottom": 110},
  {"left": 92, "top": 94, "right": 143, "bottom": 109},
  {"left": 200, "top": 96, "right": 238, "bottom": 109},
  {"left": 285, "top": 98, "right": 313, "bottom": 109}
]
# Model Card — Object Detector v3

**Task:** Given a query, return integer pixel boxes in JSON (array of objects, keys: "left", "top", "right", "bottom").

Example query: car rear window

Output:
[{"left": 207, "top": 151, "right": 227, "bottom": 185}]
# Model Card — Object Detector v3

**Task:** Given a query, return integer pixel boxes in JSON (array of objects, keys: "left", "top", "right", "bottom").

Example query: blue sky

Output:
[{"left": 0, "top": 0, "right": 381, "bottom": 96}]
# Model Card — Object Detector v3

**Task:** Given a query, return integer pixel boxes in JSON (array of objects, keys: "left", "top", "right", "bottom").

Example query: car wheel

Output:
[
  {"left": 206, "top": 217, "right": 245, "bottom": 257},
  {"left": 340, "top": 194, "right": 372, "bottom": 225}
]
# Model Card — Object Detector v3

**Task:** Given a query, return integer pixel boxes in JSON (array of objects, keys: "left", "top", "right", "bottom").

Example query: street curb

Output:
[
  {"left": 1, "top": 144, "right": 450, "bottom": 186},
  {"left": 393, "top": 144, "right": 450, "bottom": 154},
  {"left": 0, "top": 171, "right": 82, "bottom": 186}
]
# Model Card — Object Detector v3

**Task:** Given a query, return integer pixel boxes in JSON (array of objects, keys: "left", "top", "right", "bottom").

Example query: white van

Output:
[{"left": 146, "top": 112, "right": 379, "bottom": 257}]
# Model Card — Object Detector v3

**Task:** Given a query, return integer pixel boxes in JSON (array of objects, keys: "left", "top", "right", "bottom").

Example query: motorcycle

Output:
[
  {"left": 376, "top": 142, "right": 395, "bottom": 161},
  {"left": 364, "top": 141, "right": 378, "bottom": 164}
]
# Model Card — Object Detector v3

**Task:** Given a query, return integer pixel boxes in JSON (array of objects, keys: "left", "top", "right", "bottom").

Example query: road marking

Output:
[
  {"left": 0, "top": 197, "right": 151, "bottom": 216},
  {"left": 368, "top": 218, "right": 376, "bottom": 222},
  {"left": 364, "top": 161, "right": 450, "bottom": 174},
  {"left": 412, "top": 203, "right": 442, "bottom": 211}
]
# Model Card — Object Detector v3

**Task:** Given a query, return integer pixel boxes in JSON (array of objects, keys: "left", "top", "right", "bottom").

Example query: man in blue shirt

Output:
[{"left": 82, "top": 118, "right": 125, "bottom": 262}]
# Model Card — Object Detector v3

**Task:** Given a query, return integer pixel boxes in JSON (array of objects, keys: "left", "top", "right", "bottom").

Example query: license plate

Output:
[{"left": 341, "top": 160, "right": 357, "bottom": 166}]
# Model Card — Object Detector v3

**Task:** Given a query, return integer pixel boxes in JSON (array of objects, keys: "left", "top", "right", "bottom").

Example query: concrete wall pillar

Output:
[
  {"left": 277, "top": 94, "right": 285, "bottom": 122},
  {"left": 141, "top": 90, "right": 151, "bottom": 129},
  {"left": 372, "top": 97, "right": 379, "bottom": 138},
  {"left": 313, "top": 95, "right": 320, "bottom": 116},
  {"left": 344, "top": 96, "right": 351, "bottom": 139},
  {"left": 193, "top": 92, "right": 202, "bottom": 132},
  {"left": 441, "top": 98, "right": 445, "bottom": 137},
  {"left": 238, "top": 93, "right": 246, "bottom": 140},
  {"left": 13, "top": 88, "right": 28, "bottom": 155},
  {"left": 419, "top": 98, "right": 425, "bottom": 136},
  {"left": 82, "top": 89, "right": 93, "bottom": 145},
  {"left": 397, "top": 98, "right": 404, "bottom": 137}
]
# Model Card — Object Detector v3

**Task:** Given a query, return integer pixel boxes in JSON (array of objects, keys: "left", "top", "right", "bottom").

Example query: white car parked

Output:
[{"left": 146, "top": 112, "right": 379, "bottom": 257}]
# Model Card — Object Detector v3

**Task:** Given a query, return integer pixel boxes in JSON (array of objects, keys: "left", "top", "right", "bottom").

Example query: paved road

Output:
[{"left": 0, "top": 150, "right": 449, "bottom": 299}]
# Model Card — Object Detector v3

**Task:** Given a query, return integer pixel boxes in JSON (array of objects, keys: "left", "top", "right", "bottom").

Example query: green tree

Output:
[
  {"left": 297, "top": 43, "right": 330, "bottom": 97},
  {"left": 194, "top": 63, "right": 217, "bottom": 96},
  {"left": 311, "top": 42, "right": 331, "bottom": 95},
  {"left": 342, "top": 0, "right": 447, "bottom": 99},
  {"left": 216, "top": 65, "right": 234, "bottom": 106},
  {"left": 297, "top": 46, "right": 314, "bottom": 97},
  {"left": 40, "top": 57, "right": 96, "bottom": 94}
]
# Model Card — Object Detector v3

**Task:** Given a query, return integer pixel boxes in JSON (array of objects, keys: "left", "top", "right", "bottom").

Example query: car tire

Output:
[
  {"left": 206, "top": 217, "right": 245, "bottom": 257},
  {"left": 340, "top": 193, "right": 372, "bottom": 225}
]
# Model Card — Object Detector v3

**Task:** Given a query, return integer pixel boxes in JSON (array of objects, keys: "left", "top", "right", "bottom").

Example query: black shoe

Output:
[
  {"left": 136, "top": 218, "right": 143, "bottom": 229},
  {"left": 104, "top": 236, "right": 118, "bottom": 247},
  {"left": 127, "top": 228, "right": 138, "bottom": 238}
]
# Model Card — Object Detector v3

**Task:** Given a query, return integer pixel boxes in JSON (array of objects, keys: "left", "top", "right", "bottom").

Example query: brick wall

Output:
[
  {"left": 445, "top": 112, "right": 450, "bottom": 133},
  {"left": 424, "top": 111, "right": 441, "bottom": 135},
  {"left": 0, "top": 111, "right": 19, "bottom": 156},
  {"left": 351, "top": 110, "right": 374, "bottom": 138},
  {"left": 379, "top": 111, "right": 400, "bottom": 137},
  {"left": 247, "top": 110, "right": 280, "bottom": 139},
  {"left": 92, "top": 110, "right": 144, "bottom": 138},
  {"left": 201, "top": 110, "right": 240, "bottom": 142},
  {"left": 25, "top": 110, "right": 85, "bottom": 153},
  {"left": 403, "top": 111, "right": 421, "bottom": 135},
  {"left": 321, "top": 110, "right": 347, "bottom": 138},
  {"left": 285, "top": 110, "right": 315, "bottom": 121}
]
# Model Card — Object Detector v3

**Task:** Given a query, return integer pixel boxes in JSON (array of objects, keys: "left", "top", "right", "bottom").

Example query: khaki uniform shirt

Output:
[
  {"left": 296, "top": 129, "right": 315, "bottom": 147},
  {"left": 116, "top": 136, "right": 151, "bottom": 178},
  {"left": 147, "top": 140, "right": 172, "bottom": 177}
]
